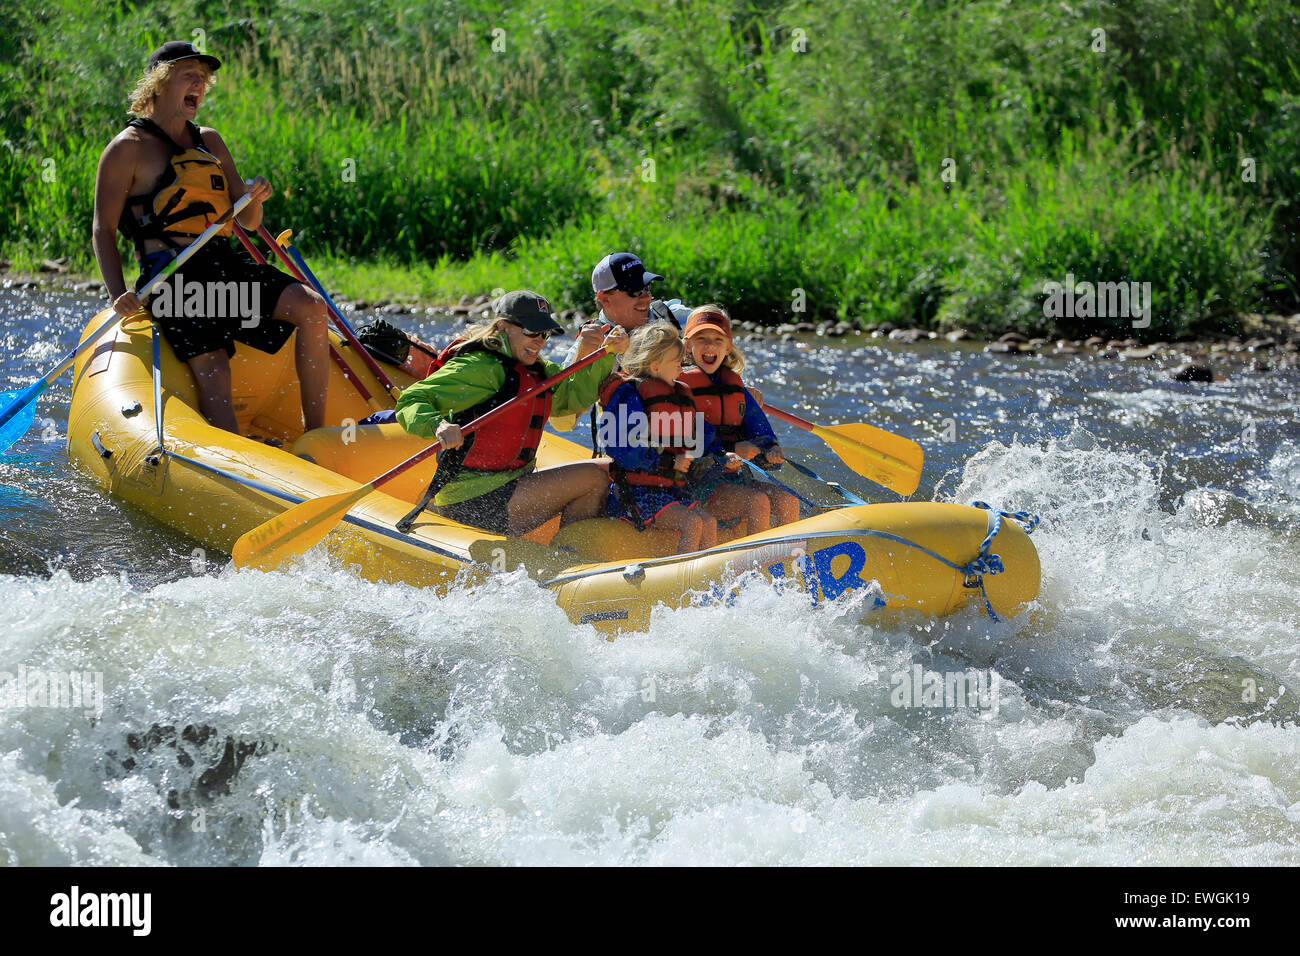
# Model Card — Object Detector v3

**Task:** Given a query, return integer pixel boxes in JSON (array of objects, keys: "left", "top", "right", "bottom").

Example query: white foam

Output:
[{"left": 2, "top": 427, "right": 1298, "bottom": 864}]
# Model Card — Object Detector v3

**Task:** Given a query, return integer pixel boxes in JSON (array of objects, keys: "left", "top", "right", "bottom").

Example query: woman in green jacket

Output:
[{"left": 394, "top": 290, "right": 628, "bottom": 536}]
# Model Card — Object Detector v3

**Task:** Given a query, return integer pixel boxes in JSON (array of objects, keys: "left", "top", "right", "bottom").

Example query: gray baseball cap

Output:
[{"left": 492, "top": 290, "right": 564, "bottom": 333}]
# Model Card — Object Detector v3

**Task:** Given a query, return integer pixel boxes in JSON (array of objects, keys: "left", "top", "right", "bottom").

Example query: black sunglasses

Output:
[{"left": 506, "top": 321, "right": 555, "bottom": 340}]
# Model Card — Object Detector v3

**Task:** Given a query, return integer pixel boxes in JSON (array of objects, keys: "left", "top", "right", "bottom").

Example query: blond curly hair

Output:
[
  {"left": 128, "top": 60, "right": 216, "bottom": 116},
  {"left": 622, "top": 323, "right": 685, "bottom": 380},
  {"left": 450, "top": 317, "right": 514, "bottom": 357}
]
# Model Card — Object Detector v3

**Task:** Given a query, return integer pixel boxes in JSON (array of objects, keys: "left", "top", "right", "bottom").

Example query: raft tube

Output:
[{"left": 66, "top": 309, "right": 1040, "bottom": 635}]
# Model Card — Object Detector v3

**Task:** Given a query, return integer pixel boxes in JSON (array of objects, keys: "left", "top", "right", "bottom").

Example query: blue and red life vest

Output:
[{"left": 598, "top": 372, "right": 697, "bottom": 487}]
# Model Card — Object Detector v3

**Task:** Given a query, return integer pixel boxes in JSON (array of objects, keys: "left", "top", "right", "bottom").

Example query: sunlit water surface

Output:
[{"left": 2, "top": 285, "right": 1297, "bottom": 865}]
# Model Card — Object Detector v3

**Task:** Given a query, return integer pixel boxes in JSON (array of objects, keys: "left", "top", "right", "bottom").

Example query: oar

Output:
[
  {"left": 254, "top": 225, "right": 403, "bottom": 401},
  {"left": 0, "top": 193, "right": 254, "bottom": 454},
  {"left": 743, "top": 459, "right": 822, "bottom": 511},
  {"left": 782, "top": 457, "right": 871, "bottom": 505},
  {"left": 232, "top": 342, "right": 615, "bottom": 571},
  {"left": 232, "top": 223, "right": 384, "bottom": 413},
  {"left": 759, "top": 403, "right": 923, "bottom": 496}
]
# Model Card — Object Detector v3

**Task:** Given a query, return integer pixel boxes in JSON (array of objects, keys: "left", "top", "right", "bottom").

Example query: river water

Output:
[{"left": 2, "top": 283, "right": 1297, "bottom": 865}]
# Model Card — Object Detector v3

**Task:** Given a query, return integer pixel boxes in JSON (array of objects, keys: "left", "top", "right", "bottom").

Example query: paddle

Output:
[
  {"left": 0, "top": 193, "right": 254, "bottom": 455},
  {"left": 782, "top": 457, "right": 871, "bottom": 506},
  {"left": 232, "top": 342, "right": 615, "bottom": 571},
  {"left": 231, "top": 223, "right": 384, "bottom": 412},
  {"left": 743, "top": 459, "right": 822, "bottom": 511},
  {"left": 254, "top": 225, "right": 403, "bottom": 401},
  {"left": 759, "top": 402, "right": 923, "bottom": 496}
]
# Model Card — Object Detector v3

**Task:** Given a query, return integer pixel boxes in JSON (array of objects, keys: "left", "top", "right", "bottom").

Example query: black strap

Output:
[
  {"left": 688, "top": 380, "right": 746, "bottom": 399},
  {"left": 127, "top": 116, "right": 204, "bottom": 153},
  {"left": 649, "top": 299, "right": 682, "bottom": 330},
  {"left": 396, "top": 443, "right": 469, "bottom": 534},
  {"left": 607, "top": 464, "right": 647, "bottom": 532}
]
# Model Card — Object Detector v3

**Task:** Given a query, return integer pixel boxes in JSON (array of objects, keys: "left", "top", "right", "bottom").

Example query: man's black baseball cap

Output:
[{"left": 147, "top": 41, "right": 222, "bottom": 73}]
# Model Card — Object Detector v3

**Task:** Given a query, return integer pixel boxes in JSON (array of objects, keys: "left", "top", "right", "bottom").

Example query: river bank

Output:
[{"left": 9, "top": 262, "right": 1299, "bottom": 384}]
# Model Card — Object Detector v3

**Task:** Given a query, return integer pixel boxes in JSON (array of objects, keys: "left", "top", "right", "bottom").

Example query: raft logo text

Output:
[
  {"left": 1042, "top": 273, "right": 1153, "bottom": 329},
  {"left": 0, "top": 666, "right": 104, "bottom": 718},
  {"left": 149, "top": 272, "right": 261, "bottom": 327},
  {"left": 890, "top": 664, "right": 1000, "bottom": 715},
  {"left": 49, "top": 886, "right": 150, "bottom": 936}
]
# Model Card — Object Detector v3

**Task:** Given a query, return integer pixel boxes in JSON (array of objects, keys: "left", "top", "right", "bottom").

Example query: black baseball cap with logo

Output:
[
  {"left": 147, "top": 41, "right": 222, "bottom": 73},
  {"left": 591, "top": 252, "right": 664, "bottom": 295},
  {"left": 492, "top": 290, "right": 564, "bottom": 334}
]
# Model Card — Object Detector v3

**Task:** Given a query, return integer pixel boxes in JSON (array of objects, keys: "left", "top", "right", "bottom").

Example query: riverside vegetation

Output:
[{"left": 2, "top": 0, "right": 1298, "bottom": 340}]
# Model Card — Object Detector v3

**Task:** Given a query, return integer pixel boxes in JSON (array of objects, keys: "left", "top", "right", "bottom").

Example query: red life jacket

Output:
[
  {"left": 428, "top": 338, "right": 465, "bottom": 373},
  {"left": 597, "top": 372, "right": 697, "bottom": 487},
  {"left": 678, "top": 366, "right": 747, "bottom": 448},
  {"left": 444, "top": 342, "right": 552, "bottom": 472},
  {"left": 397, "top": 334, "right": 439, "bottom": 380}
]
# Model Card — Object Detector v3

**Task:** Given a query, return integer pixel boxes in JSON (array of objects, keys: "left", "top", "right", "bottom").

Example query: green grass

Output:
[{"left": 2, "top": 0, "right": 1297, "bottom": 338}]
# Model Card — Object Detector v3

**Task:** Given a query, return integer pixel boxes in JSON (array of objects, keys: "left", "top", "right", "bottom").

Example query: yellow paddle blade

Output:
[
  {"left": 232, "top": 483, "right": 375, "bottom": 571},
  {"left": 811, "top": 422, "right": 924, "bottom": 495}
]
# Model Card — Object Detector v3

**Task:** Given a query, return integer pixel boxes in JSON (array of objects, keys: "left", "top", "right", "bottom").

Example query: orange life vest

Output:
[
  {"left": 119, "top": 118, "right": 232, "bottom": 263},
  {"left": 598, "top": 372, "right": 697, "bottom": 487},
  {"left": 678, "top": 366, "right": 747, "bottom": 448}
]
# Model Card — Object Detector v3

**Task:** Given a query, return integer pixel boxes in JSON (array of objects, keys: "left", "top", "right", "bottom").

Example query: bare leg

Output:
[
  {"left": 652, "top": 503, "right": 704, "bottom": 554},
  {"left": 708, "top": 483, "right": 771, "bottom": 534},
  {"left": 697, "top": 508, "right": 718, "bottom": 549},
  {"left": 507, "top": 462, "right": 609, "bottom": 536},
  {"left": 186, "top": 350, "right": 239, "bottom": 433},
  {"left": 766, "top": 487, "right": 800, "bottom": 526},
  {"left": 273, "top": 283, "right": 330, "bottom": 431}
]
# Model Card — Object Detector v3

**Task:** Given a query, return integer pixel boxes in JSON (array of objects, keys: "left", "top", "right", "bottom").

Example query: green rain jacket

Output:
[{"left": 394, "top": 340, "right": 616, "bottom": 506}]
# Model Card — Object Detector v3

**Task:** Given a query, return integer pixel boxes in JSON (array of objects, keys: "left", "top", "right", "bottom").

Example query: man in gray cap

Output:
[{"left": 92, "top": 41, "right": 330, "bottom": 435}]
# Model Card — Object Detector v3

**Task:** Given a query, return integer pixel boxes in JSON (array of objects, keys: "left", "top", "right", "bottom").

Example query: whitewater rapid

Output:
[{"left": 1, "top": 287, "right": 1297, "bottom": 865}]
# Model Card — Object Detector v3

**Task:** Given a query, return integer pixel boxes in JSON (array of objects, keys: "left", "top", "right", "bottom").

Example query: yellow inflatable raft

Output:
[{"left": 66, "top": 309, "right": 1040, "bottom": 634}]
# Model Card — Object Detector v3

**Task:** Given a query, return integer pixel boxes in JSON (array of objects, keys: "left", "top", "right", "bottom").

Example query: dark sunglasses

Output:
[
  {"left": 618, "top": 285, "right": 653, "bottom": 298},
  {"left": 506, "top": 321, "right": 555, "bottom": 340}
]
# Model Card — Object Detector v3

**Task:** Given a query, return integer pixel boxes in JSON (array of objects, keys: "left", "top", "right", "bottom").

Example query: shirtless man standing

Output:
[{"left": 92, "top": 41, "right": 329, "bottom": 433}]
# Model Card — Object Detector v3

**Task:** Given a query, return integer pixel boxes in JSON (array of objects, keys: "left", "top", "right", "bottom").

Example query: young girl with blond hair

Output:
[{"left": 597, "top": 323, "right": 728, "bottom": 553}]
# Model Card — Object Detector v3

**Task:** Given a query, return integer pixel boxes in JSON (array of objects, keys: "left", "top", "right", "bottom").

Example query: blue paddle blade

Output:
[{"left": 0, "top": 381, "right": 48, "bottom": 454}]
